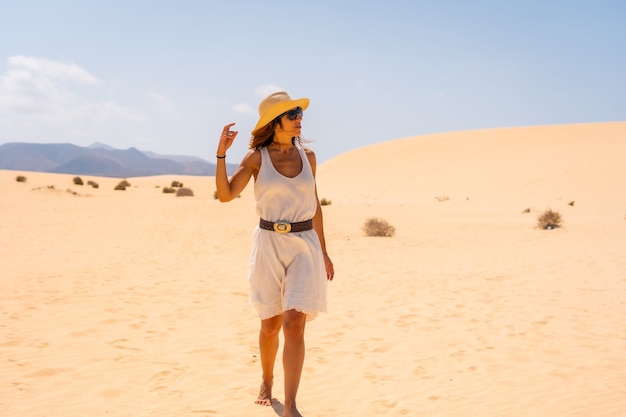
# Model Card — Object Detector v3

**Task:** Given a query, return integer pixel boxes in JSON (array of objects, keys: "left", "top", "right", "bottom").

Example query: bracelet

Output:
[{"left": 216, "top": 154, "right": 226, "bottom": 159}]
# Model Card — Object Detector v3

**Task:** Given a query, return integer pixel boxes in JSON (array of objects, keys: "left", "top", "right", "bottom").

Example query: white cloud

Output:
[
  {"left": 232, "top": 102, "right": 255, "bottom": 115},
  {"left": 0, "top": 55, "right": 143, "bottom": 125},
  {"left": 255, "top": 84, "right": 284, "bottom": 97},
  {"left": 236, "top": 84, "right": 285, "bottom": 115},
  {"left": 8, "top": 55, "right": 99, "bottom": 85}
]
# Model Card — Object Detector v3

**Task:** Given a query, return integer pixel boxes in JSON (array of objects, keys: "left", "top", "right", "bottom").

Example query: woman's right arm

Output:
[
  {"left": 215, "top": 123, "right": 259, "bottom": 202},
  {"left": 215, "top": 150, "right": 258, "bottom": 202}
]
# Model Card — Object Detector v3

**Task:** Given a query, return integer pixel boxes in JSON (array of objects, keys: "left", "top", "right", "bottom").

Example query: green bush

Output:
[{"left": 362, "top": 217, "right": 395, "bottom": 237}]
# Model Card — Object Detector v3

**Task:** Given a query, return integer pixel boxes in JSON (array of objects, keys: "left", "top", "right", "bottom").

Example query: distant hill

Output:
[{"left": 0, "top": 142, "right": 238, "bottom": 177}]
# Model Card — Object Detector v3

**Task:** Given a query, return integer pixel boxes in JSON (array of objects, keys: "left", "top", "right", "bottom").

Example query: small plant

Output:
[
  {"left": 568, "top": 201, "right": 575, "bottom": 206},
  {"left": 162, "top": 187, "right": 176, "bottom": 194},
  {"left": 522, "top": 208, "right": 531, "bottom": 213},
  {"left": 537, "top": 209, "right": 563, "bottom": 230},
  {"left": 320, "top": 198, "right": 332, "bottom": 206},
  {"left": 362, "top": 217, "right": 395, "bottom": 237},
  {"left": 87, "top": 180, "right": 99, "bottom": 189},
  {"left": 114, "top": 180, "right": 129, "bottom": 191},
  {"left": 176, "top": 187, "right": 194, "bottom": 197},
  {"left": 16, "top": 175, "right": 27, "bottom": 182},
  {"left": 73, "top": 176, "right": 84, "bottom": 185},
  {"left": 435, "top": 195, "right": 449, "bottom": 202},
  {"left": 114, "top": 179, "right": 131, "bottom": 190},
  {"left": 171, "top": 180, "right": 183, "bottom": 188}
]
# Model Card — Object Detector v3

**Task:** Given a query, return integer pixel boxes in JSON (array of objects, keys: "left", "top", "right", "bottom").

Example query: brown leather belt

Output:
[{"left": 259, "top": 218, "right": 313, "bottom": 234}]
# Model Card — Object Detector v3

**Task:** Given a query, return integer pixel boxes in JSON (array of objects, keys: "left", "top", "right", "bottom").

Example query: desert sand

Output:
[{"left": 1, "top": 121, "right": 625, "bottom": 416}]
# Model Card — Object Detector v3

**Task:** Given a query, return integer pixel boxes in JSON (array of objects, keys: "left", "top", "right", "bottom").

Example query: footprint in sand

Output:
[
  {"left": 107, "top": 338, "right": 142, "bottom": 351},
  {"left": 26, "top": 368, "right": 72, "bottom": 377}
]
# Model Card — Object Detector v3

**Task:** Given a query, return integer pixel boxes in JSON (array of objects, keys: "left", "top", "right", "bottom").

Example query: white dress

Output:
[{"left": 248, "top": 145, "right": 327, "bottom": 321}]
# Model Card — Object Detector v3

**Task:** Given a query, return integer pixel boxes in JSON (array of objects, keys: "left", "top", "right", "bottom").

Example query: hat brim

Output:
[{"left": 251, "top": 97, "right": 310, "bottom": 135}]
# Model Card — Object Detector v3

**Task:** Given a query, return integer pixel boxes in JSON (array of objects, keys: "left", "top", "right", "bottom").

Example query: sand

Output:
[{"left": 1, "top": 121, "right": 625, "bottom": 416}]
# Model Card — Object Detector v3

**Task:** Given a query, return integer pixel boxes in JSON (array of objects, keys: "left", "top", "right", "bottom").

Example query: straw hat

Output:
[{"left": 251, "top": 91, "right": 309, "bottom": 135}]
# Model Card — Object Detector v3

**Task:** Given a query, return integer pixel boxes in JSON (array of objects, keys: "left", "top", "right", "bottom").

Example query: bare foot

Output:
[
  {"left": 283, "top": 404, "right": 303, "bottom": 417},
  {"left": 255, "top": 381, "right": 272, "bottom": 406}
]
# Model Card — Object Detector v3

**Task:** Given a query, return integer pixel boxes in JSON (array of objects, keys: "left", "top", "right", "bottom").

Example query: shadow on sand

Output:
[{"left": 271, "top": 399, "right": 284, "bottom": 416}]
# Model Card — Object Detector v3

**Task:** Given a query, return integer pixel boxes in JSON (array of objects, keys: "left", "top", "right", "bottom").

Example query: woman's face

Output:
[{"left": 276, "top": 107, "right": 303, "bottom": 135}]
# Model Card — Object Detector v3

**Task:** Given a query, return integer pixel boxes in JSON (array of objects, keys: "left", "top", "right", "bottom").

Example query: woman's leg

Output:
[
  {"left": 256, "top": 314, "right": 283, "bottom": 406},
  {"left": 282, "top": 309, "right": 307, "bottom": 417}
]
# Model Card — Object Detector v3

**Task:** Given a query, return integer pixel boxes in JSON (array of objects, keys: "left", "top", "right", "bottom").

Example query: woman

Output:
[{"left": 215, "top": 91, "right": 334, "bottom": 417}]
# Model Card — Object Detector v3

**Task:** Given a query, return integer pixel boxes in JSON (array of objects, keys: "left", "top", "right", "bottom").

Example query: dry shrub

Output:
[
  {"left": 87, "top": 180, "right": 99, "bottom": 188},
  {"left": 73, "top": 176, "right": 84, "bottom": 185},
  {"left": 362, "top": 217, "right": 395, "bottom": 237},
  {"left": 537, "top": 209, "right": 563, "bottom": 230},
  {"left": 320, "top": 198, "right": 332, "bottom": 206},
  {"left": 176, "top": 187, "right": 194, "bottom": 197},
  {"left": 162, "top": 187, "right": 176, "bottom": 194},
  {"left": 16, "top": 175, "right": 27, "bottom": 182},
  {"left": 171, "top": 180, "right": 183, "bottom": 187},
  {"left": 114, "top": 180, "right": 129, "bottom": 191}
]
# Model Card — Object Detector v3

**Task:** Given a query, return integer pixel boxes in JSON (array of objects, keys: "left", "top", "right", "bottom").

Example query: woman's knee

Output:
[
  {"left": 260, "top": 315, "right": 282, "bottom": 338},
  {"left": 282, "top": 310, "right": 306, "bottom": 337}
]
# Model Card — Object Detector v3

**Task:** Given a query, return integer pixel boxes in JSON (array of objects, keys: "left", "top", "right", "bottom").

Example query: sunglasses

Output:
[{"left": 283, "top": 107, "right": 303, "bottom": 120}]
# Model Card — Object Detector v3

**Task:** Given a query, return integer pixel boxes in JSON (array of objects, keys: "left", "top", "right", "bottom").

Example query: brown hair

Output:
[
  {"left": 249, "top": 118, "right": 280, "bottom": 150},
  {"left": 249, "top": 114, "right": 309, "bottom": 150}
]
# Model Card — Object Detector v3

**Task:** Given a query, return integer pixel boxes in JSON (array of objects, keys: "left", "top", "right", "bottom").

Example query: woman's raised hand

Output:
[{"left": 217, "top": 123, "right": 238, "bottom": 156}]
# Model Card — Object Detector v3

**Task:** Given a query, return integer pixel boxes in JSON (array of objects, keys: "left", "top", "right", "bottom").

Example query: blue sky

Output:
[{"left": 1, "top": 1, "right": 624, "bottom": 164}]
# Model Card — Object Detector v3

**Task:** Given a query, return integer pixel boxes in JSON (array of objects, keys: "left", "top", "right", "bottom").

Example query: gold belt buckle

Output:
[{"left": 273, "top": 222, "right": 291, "bottom": 234}]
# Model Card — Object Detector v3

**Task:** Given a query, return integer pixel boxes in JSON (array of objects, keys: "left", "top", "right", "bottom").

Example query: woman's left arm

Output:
[{"left": 308, "top": 149, "right": 334, "bottom": 281}]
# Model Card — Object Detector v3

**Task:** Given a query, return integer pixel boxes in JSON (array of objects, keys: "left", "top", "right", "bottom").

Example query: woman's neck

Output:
[{"left": 270, "top": 133, "right": 295, "bottom": 151}]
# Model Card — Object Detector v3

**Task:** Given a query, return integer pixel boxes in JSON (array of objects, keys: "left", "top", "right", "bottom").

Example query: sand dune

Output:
[
  {"left": 319, "top": 122, "right": 625, "bottom": 206},
  {"left": 1, "top": 122, "right": 625, "bottom": 416}
]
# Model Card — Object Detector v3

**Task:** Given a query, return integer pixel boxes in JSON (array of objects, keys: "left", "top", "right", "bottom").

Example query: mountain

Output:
[
  {"left": 88, "top": 142, "right": 118, "bottom": 151},
  {"left": 0, "top": 142, "right": 238, "bottom": 177}
]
